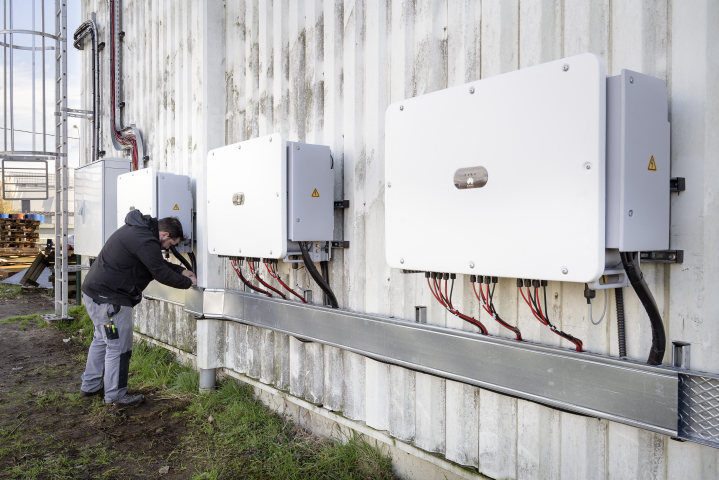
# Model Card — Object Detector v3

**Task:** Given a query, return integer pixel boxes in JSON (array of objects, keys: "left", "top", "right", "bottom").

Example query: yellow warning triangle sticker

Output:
[
  {"left": 311, "top": 188, "right": 320, "bottom": 198},
  {"left": 173, "top": 204, "right": 180, "bottom": 210},
  {"left": 648, "top": 155, "right": 657, "bottom": 172}
]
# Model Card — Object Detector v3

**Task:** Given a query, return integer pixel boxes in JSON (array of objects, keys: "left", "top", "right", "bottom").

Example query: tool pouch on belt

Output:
[{"left": 103, "top": 304, "right": 121, "bottom": 340}]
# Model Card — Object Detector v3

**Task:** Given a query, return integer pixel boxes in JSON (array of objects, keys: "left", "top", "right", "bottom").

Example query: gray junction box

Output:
[
  {"left": 287, "top": 141, "right": 334, "bottom": 243},
  {"left": 74, "top": 158, "right": 132, "bottom": 257},
  {"left": 606, "top": 69, "right": 670, "bottom": 252}
]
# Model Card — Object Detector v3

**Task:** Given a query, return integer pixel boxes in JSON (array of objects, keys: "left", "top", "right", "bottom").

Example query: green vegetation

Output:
[
  {"left": 0, "top": 305, "right": 396, "bottom": 479},
  {"left": 0, "top": 284, "right": 22, "bottom": 300},
  {"left": 0, "top": 313, "right": 47, "bottom": 329}
]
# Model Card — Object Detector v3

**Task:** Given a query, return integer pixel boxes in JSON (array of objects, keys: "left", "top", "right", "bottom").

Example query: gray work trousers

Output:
[{"left": 80, "top": 293, "right": 134, "bottom": 403}]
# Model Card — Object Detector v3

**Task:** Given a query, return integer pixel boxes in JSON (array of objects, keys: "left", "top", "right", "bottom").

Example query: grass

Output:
[
  {"left": 0, "top": 313, "right": 48, "bottom": 330},
  {"left": 0, "top": 284, "right": 22, "bottom": 300},
  {"left": 1, "top": 304, "right": 396, "bottom": 479}
]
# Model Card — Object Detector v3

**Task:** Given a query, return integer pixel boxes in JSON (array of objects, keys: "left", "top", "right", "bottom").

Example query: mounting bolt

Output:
[
  {"left": 212, "top": 152, "right": 214, "bottom": 156},
  {"left": 296, "top": 218, "right": 300, "bottom": 222},
  {"left": 270, "top": 250, "right": 272, "bottom": 255},
  {"left": 563, "top": 64, "right": 569, "bottom": 71},
  {"left": 400, "top": 258, "right": 404, "bottom": 264},
  {"left": 469, "top": 86, "right": 475, "bottom": 94},
  {"left": 238, "top": 145, "right": 241, "bottom": 149},
  {"left": 269, "top": 137, "right": 273, "bottom": 142},
  {"left": 387, "top": 182, "right": 391, "bottom": 188},
  {"left": 628, "top": 210, "right": 634, "bottom": 217},
  {"left": 562, "top": 267, "right": 568, "bottom": 275},
  {"left": 118, "top": 101, "right": 125, "bottom": 108},
  {"left": 585, "top": 164, "right": 591, "bottom": 170},
  {"left": 296, "top": 146, "right": 300, "bottom": 150},
  {"left": 212, "top": 247, "right": 215, "bottom": 252},
  {"left": 630, "top": 76, "right": 634, "bottom": 84},
  {"left": 399, "top": 105, "right": 404, "bottom": 111},
  {"left": 469, "top": 261, "right": 475, "bottom": 269},
  {"left": 276, "top": 192, "right": 279, "bottom": 197}
]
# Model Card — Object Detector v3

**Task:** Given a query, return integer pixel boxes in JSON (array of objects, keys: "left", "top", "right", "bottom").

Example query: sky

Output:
[{"left": 1, "top": 0, "right": 82, "bottom": 168}]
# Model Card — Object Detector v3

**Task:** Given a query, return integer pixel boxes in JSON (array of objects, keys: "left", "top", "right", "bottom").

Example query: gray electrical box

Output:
[
  {"left": 74, "top": 158, "right": 132, "bottom": 257},
  {"left": 287, "top": 141, "right": 334, "bottom": 242},
  {"left": 606, "top": 69, "right": 670, "bottom": 252}
]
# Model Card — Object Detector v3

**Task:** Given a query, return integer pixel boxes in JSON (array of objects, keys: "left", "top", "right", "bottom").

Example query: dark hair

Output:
[{"left": 158, "top": 217, "right": 185, "bottom": 241}]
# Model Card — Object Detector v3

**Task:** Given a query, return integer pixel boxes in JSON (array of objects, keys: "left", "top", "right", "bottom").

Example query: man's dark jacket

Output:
[{"left": 82, "top": 210, "right": 192, "bottom": 307}]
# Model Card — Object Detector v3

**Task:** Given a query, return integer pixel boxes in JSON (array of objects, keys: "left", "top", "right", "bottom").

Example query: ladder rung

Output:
[
  {"left": 56, "top": 100, "right": 62, "bottom": 105},
  {"left": 56, "top": 8, "right": 61, "bottom": 16},
  {"left": 56, "top": 54, "right": 62, "bottom": 61},
  {"left": 56, "top": 122, "right": 62, "bottom": 127},
  {"left": 56, "top": 77, "right": 62, "bottom": 83}
]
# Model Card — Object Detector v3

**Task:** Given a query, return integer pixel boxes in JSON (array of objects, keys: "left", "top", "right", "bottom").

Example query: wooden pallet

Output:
[
  {"left": 0, "top": 219, "right": 40, "bottom": 227},
  {"left": 0, "top": 247, "right": 40, "bottom": 255}
]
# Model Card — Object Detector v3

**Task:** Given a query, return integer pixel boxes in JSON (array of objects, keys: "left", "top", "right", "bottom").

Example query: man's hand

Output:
[{"left": 182, "top": 269, "right": 197, "bottom": 286}]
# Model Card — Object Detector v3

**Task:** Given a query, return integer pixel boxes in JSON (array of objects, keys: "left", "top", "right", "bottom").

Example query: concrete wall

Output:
[{"left": 80, "top": 0, "right": 719, "bottom": 478}]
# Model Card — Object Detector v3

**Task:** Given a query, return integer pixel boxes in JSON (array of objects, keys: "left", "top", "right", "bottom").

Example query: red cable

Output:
[
  {"left": 475, "top": 283, "right": 522, "bottom": 340},
  {"left": 110, "top": 0, "right": 139, "bottom": 170},
  {"left": 472, "top": 283, "right": 493, "bottom": 316},
  {"left": 427, "top": 277, "right": 487, "bottom": 335},
  {"left": 266, "top": 263, "right": 307, "bottom": 303},
  {"left": 231, "top": 260, "right": 271, "bottom": 297},
  {"left": 520, "top": 287, "right": 546, "bottom": 325},
  {"left": 444, "top": 279, "right": 452, "bottom": 309},
  {"left": 251, "top": 262, "right": 286, "bottom": 299}
]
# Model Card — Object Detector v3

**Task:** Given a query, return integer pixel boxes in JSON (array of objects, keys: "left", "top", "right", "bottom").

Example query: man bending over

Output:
[{"left": 79, "top": 210, "right": 196, "bottom": 406}]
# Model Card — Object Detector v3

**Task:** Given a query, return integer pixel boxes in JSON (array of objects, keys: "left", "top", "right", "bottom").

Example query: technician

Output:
[{"left": 79, "top": 209, "right": 196, "bottom": 407}]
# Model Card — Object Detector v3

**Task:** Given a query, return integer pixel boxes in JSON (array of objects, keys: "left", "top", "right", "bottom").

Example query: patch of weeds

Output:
[
  {"left": 0, "top": 313, "right": 47, "bottom": 328},
  {"left": 53, "top": 304, "right": 94, "bottom": 346},
  {"left": 182, "top": 379, "right": 396, "bottom": 479},
  {"left": 0, "top": 284, "right": 22, "bottom": 300}
]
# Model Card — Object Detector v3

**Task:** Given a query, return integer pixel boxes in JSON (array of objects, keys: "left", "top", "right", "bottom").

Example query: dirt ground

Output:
[
  {"left": 0, "top": 288, "right": 57, "bottom": 320},
  {"left": 0, "top": 295, "right": 196, "bottom": 479}
]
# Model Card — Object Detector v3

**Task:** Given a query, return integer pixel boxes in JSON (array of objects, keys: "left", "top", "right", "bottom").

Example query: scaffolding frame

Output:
[{"left": 1, "top": 0, "right": 70, "bottom": 319}]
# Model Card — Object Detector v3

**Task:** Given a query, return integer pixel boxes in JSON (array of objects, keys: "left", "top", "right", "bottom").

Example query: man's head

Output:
[{"left": 158, "top": 217, "right": 185, "bottom": 250}]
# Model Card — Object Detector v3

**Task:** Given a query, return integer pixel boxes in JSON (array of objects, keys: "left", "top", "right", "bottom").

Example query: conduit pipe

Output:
[
  {"left": 109, "top": 0, "right": 144, "bottom": 170},
  {"left": 621, "top": 251, "right": 666, "bottom": 365},
  {"left": 72, "top": 19, "right": 100, "bottom": 161}
]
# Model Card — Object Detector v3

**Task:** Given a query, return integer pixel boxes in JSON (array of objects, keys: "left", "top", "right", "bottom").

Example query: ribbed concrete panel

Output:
[{"left": 81, "top": 0, "right": 719, "bottom": 477}]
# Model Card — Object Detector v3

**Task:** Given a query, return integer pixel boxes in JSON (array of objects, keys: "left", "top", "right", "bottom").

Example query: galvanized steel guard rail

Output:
[{"left": 143, "top": 283, "right": 719, "bottom": 448}]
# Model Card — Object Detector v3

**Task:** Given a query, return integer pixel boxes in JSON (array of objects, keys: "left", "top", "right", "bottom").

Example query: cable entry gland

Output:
[{"left": 116, "top": 167, "right": 194, "bottom": 253}]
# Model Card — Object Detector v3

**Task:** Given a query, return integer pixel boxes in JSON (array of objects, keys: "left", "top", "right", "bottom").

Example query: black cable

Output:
[
  {"left": 543, "top": 286, "right": 549, "bottom": 322},
  {"left": 615, "top": 287, "right": 626, "bottom": 357},
  {"left": 449, "top": 278, "right": 455, "bottom": 306},
  {"left": 299, "top": 242, "right": 338, "bottom": 308},
  {"left": 188, "top": 252, "right": 197, "bottom": 275},
  {"left": 320, "top": 261, "right": 330, "bottom": 306},
  {"left": 621, "top": 251, "right": 665, "bottom": 365},
  {"left": 169, "top": 245, "right": 193, "bottom": 272}
]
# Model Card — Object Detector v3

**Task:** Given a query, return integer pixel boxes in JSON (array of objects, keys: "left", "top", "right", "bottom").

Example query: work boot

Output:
[
  {"left": 80, "top": 387, "right": 104, "bottom": 398},
  {"left": 113, "top": 393, "right": 145, "bottom": 407}
]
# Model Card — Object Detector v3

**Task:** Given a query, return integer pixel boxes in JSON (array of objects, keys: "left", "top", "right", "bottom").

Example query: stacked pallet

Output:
[{"left": 0, "top": 218, "right": 41, "bottom": 255}]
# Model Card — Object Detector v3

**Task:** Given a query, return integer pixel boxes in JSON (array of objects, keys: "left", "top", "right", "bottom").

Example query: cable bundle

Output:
[
  {"left": 230, "top": 259, "right": 271, "bottom": 297},
  {"left": 471, "top": 276, "right": 522, "bottom": 341},
  {"left": 264, "top": 261, "right": 307, "bottom": 303},
  {"left": 426, "top": 272, "right": 488, "bottom": 335},
  {"left": 518, "top": 280, "right": 583, "bottom": 352}
]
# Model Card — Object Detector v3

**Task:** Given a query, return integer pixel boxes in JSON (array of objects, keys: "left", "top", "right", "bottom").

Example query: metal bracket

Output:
[
  {"left": 415, "top": 306, "right": 427, "bottom": 324},
  {"left": 334, "top": 200, "right": 350, "bottom": 209},
  {"left": 640, "top": 250, "right": 683, "bottom": 263},
  {"left": 588, "top": 267, "right": 630, "bottom": 290},
  {"left": 671, "top": 177, "right": 685, "bottom": 193},
  {"left": 673, "top": 341, "right": 691, "bottom": 369},
  {"left": 331, "top": 241, "right": 350, "bottom": 249},
  {"left": 54, "top": 107, "right": 93, "bottom": 119}
]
